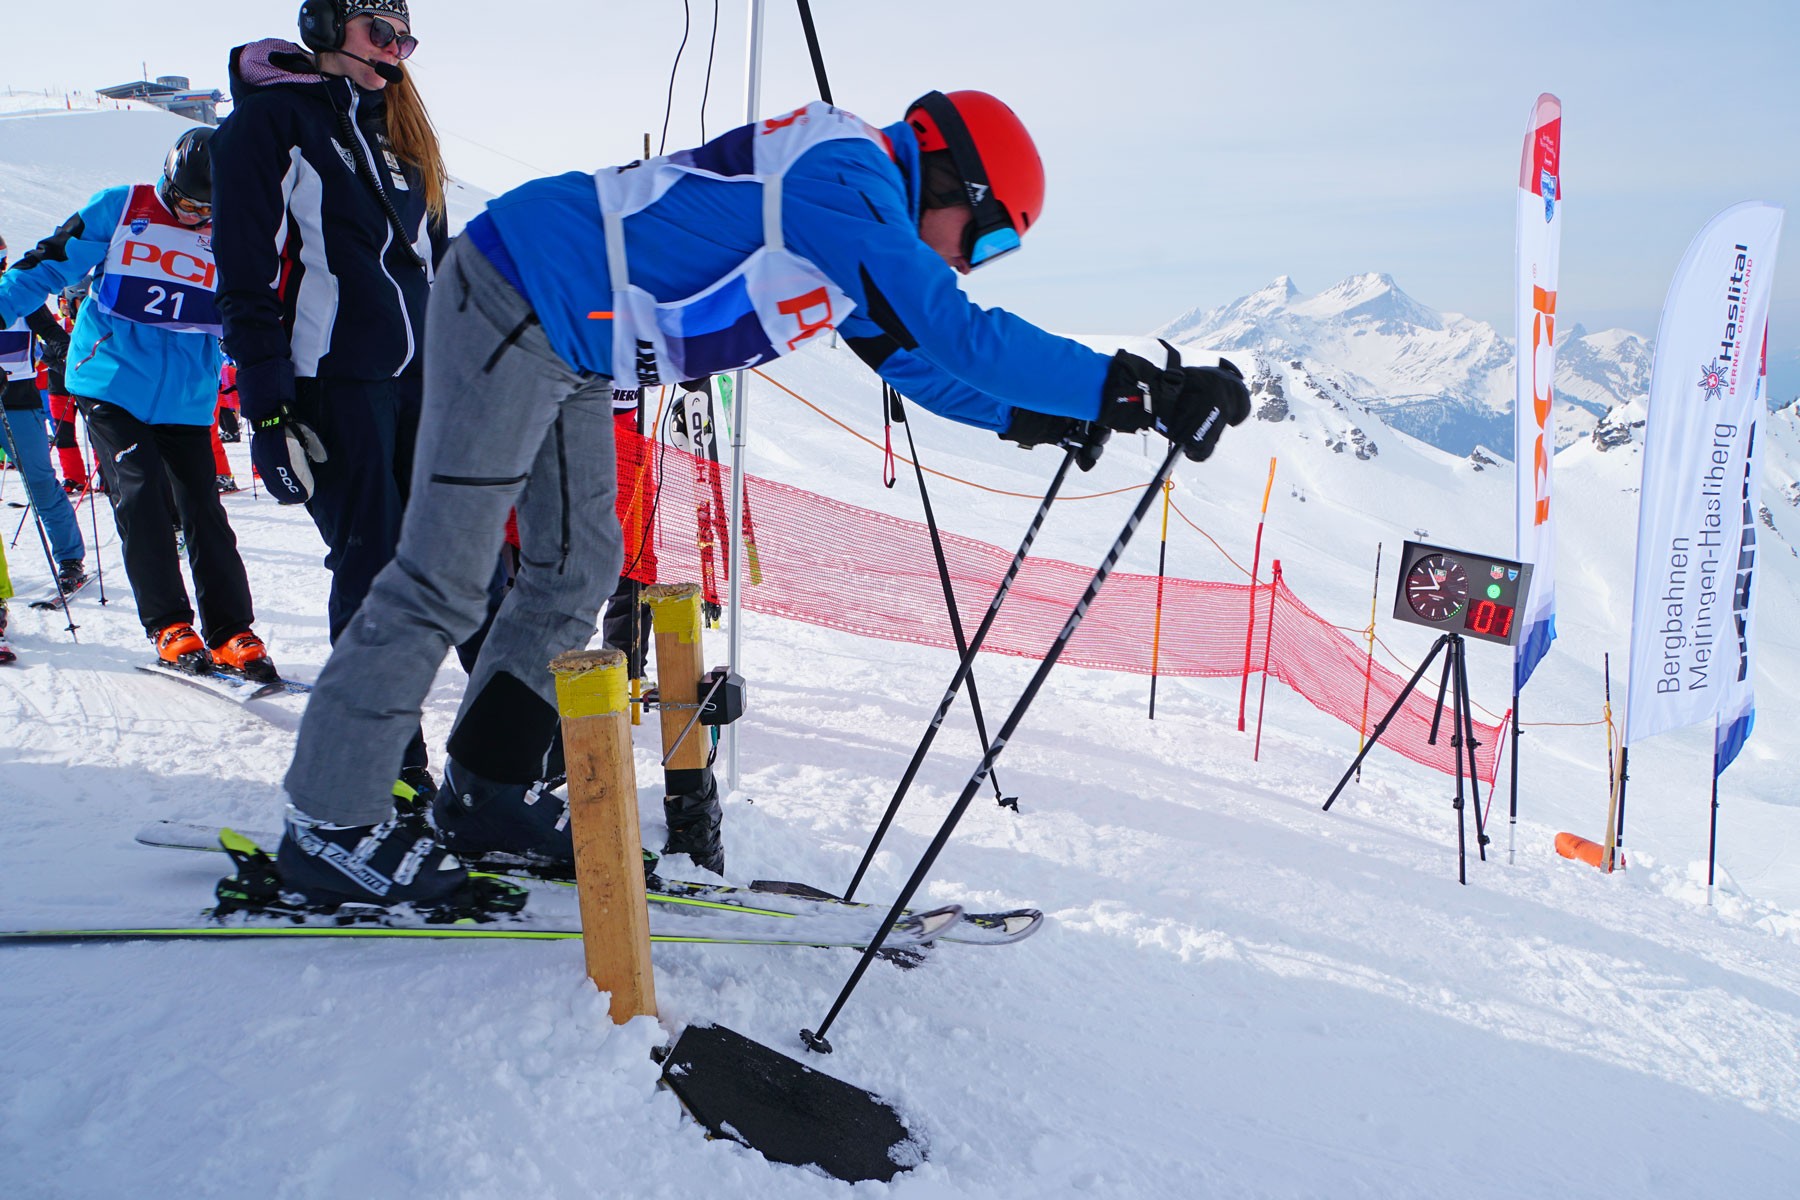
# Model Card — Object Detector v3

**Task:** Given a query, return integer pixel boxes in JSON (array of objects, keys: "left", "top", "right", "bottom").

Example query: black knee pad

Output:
[{"left": 446, "top": 670, "right": 560, "bottom": 785}]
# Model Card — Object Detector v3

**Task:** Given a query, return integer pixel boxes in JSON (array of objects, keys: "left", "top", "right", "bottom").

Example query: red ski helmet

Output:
[{"left": 905, "top": 90, "right": 1044, "bottom": 267}]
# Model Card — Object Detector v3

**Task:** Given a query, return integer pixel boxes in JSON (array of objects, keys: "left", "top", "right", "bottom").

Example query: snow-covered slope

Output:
[
  {"left": 1156, "top": 275, "right": 1655, "bottom": 457},
  {"left": 0, "top": 91, "right": 490, "bottom": 242},
  {"left": 4, "top": 102, "right": 1800, "bottom": 1199}
]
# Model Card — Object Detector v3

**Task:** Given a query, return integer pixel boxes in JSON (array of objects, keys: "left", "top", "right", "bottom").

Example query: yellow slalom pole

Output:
[
  {"left": 1355, "top": 542, "right": 1383, "bottom": 776},
  {"left": 1147, "top": 478, "right": 1174, "bottom": 719},
  {"left": 1236, "top": 457, "right": 1278, "bottom": 732}
]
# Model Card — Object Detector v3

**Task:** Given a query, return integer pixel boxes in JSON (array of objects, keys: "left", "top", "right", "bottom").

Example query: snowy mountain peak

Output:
[
  {"left": 1153, "top": 274, "right": 1657, "bottom": 457},
  {"left": 1292, "top": 272, "right": 1445, "bottom": 332}
]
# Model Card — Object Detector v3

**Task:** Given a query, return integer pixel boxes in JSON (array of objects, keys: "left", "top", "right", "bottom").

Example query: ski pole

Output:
[
  {"left": 1147, "top": 478, "right": 1172, "bottom": 719},
  {"left": 75, "top": 406, "right": 107, "bottom": 606},
  {"left": 804, "top": 442, "right": 1184, "bottom": 1053},
  {"left": 842, "top": 446, "right": 1078, "bottom": 901},
  {"left": 896, "top": 396, "right": 1015, "bottom": 811}
]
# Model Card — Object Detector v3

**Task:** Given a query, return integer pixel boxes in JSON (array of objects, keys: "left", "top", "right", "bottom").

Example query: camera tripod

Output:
[{"left": 1324, "top": 632, "right": 1489, "bottom": 884}]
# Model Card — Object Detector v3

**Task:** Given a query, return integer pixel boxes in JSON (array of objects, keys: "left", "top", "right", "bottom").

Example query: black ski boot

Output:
[
  {"left": 393, "top": 764, "right": 438, "bottom": 817},
  {"left": 431, "top": 759, "right": 574, "bottom": 876},
  {"left": 663, "top": 772, "right": 725, "bottom": 876},
  {"left": 272, "top": 806, "right": 521, "bottom": 918}
]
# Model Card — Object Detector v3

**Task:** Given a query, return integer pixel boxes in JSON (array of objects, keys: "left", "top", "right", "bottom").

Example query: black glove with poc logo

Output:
[
  {"left": 238, "top": 358, "right": 328, "bottom": 505},
  {"left": 1098, "top": 340, "right": 1250, "bottom": 462}
]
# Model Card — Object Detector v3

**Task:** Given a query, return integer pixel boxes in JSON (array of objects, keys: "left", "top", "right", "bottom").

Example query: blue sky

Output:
[{"left": 15, "top": 1, "right": 1799, "bottom": 394}]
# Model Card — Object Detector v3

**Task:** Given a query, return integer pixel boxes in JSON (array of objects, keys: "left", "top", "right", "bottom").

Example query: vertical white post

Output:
[{"left": 724, "top": 0, "right": 765, "bottom": 794}]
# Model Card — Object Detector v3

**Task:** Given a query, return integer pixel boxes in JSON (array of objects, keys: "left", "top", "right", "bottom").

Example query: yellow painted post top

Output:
[
  {"left": 550, "top": 648, "right": 630, "bottom": 718},
  {"left": 645, "top": 582, "right": 703, "bottom": 643}
]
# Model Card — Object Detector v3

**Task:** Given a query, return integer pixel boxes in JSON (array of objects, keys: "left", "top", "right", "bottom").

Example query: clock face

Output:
[{"left": 1404, "top": 553, "right": 1469, "bottom": 622}]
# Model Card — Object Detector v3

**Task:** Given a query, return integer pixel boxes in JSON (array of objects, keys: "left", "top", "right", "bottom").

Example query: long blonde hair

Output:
[{"left": 384, "top": 65, "right": 448, "bottom": 221}]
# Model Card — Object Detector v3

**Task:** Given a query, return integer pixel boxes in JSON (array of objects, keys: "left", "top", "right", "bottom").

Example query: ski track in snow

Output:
[{"left": 5, "top": 106, "right": 1800, "bottom": 1199}]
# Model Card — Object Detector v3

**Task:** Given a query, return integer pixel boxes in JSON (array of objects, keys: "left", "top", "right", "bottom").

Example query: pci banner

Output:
[
  {"left": 1713, "top": 328, "right": 1771, "bottom": 774},
  {"left": 1625, "top": 202, "right": 1784, "bottom": 746},
  {"left": 1514, "top": 93, "right": 1563, "bottom": 692}
]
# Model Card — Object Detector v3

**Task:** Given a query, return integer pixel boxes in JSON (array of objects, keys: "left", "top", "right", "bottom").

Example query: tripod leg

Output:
[
  {"left": 1428, "top": 643, "right": 1455, "bottom": 744},
  {"left": 1324, "top": 635, "right": 1449, "bottom": 811},
  {"left": 1455, "top": 640, "right": 1488, "bottom": 861}
]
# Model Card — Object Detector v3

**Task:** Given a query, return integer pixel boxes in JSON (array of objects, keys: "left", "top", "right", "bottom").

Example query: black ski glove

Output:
[
  {"left": 999, "top": 408, "right": 1111, "bottom": 472},
  {"left": 235, "top": 357, "right": 295, "bottom": 424},
  {"left": 24, "top": 306, "right": 69, "bottom": 379},
  {"left": 1099, "top": 342, "right": 1250, "bottom": 462},
  {"left": 251, "top": 410, "right": 328, "bottom": 505}
]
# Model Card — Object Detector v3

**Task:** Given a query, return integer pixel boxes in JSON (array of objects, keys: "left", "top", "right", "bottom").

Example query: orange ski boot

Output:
[
  {"left": 154, "top": 622, "right": 209, "bottom": 674},
  {"left": 212, "top": 630, "right": 279, "bottom": 684}
]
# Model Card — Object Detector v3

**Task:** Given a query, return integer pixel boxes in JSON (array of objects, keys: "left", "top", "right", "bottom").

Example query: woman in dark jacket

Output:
[{"left": 212, "top": 0, "right": 447, "bottom": 791}]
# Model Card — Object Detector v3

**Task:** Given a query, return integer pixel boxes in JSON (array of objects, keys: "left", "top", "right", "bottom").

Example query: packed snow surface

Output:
[{"left": 4, "top": 104, "right": 1800, "bottom": 1199}]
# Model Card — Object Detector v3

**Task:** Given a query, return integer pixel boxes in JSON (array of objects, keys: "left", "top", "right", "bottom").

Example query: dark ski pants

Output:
[
  {"left": 74, "top": 396, "right": 254, "bottom": 645},
  {"left": 286, "top": 237, "right": 622, "bottom": 824},
  {"left": 289, "top": 374, "right": 421, "bottom": 642}
]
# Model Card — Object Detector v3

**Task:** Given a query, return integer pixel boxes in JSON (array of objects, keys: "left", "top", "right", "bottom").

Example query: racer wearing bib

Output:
[
  {"left": 0, "top": 131, "right": 276, "bottom": 679},
  {"left": 275, "top": 91, "right": 1252, "bottom": 911}
]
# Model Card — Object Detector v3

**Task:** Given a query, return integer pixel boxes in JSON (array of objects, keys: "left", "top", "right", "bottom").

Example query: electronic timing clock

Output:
[{"left": 1391, "top": 541, "right": 1534, "bottom": 647}]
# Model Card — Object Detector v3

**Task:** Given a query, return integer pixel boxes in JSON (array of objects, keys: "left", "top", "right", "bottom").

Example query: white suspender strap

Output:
[
  {"left": 763, "top": 174, "right": 784, "bottom": 253},
  {"left": 603, "top": 207, "right": 628, "bottom": 293}
]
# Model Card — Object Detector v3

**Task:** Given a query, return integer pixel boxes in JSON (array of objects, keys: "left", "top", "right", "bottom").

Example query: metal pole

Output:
[
  {"left": 723, "top": 0, "right": 766, "bottom": 795},
  {"left": 1707, "top": 728, "right": 1721, "bottom": 908},
  {"left": 1507, "top": 693, "right": 1521, "bottom": 863}
]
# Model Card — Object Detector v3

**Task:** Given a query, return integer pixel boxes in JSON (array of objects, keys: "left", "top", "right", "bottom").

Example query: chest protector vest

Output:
[
  {"left": 595, "top": 102, "right": 887, "bottom": 387},
  {"left": 0, "top": 317, "right": 33, "bottom": 381},
  {"left": 91, "top": 185, "right": 223, "bottom": 337}
]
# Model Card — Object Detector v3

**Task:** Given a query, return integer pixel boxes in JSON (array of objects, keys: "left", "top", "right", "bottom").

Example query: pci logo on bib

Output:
[{"left": 92, "top": 185, "right": 223, "bottom": 336}]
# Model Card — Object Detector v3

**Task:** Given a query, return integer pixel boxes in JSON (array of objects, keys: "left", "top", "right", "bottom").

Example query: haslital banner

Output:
[
  {"left": 1713, "top": 326, "right": 1771, "bottom": 775},
  {"left": 1514, "top": 93, "right": 1563, "bottom": 692},
  {"left": 1625, "top": 202, "right": 1784, "bottom": 746}
]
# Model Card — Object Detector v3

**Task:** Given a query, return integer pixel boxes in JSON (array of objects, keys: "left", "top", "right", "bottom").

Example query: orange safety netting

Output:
[{"left": 618, "top": 431, "right": 1502, "bottom": 785}]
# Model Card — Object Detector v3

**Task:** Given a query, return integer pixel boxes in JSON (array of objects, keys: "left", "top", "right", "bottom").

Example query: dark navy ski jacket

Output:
[{"left": 211, "top": 39, "right": 444, "bottom": 396}]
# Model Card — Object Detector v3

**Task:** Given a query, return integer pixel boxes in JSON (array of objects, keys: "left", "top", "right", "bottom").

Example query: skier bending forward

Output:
[{"left": 273, "top": 90, "right": 1251, "bottom": 913}]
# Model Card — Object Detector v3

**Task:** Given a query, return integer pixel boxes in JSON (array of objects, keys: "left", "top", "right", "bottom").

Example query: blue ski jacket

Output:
[
  {"left": 476, "top": 109, "right": 1110, "bottom": 432},
  {"left": 0, "top": 186, "right": 221, "bottom": 425}
]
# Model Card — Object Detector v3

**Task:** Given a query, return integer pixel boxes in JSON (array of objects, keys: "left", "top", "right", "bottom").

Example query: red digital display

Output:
[{"left": 1463, "top": 600, "right": 1515, "bottom": 640}]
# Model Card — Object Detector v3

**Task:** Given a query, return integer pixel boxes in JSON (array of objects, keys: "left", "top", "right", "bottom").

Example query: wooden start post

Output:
[
  {"left": 644, "top": 582, "right": 709, "bottom": 780},
  {"left": 550, "top": 647, "right": 656, "bottom": 1022}
]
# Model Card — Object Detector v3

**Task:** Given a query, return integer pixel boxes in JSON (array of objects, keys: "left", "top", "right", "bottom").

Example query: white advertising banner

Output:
[
  {"left": 1625, "top": 202, "right": 1784, "bottom": 746},
  {"left": 1514, "top": 93, "right": 1563, "bottom": 692}
]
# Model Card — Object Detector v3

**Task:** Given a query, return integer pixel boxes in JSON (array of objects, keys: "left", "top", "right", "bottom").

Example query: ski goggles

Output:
[
  {"left": 365, "top": 16, "right": 419, "bottom": 60},
  {"left": 910, "top": 91, "right": 1023, "bottom": 269},
  {"left": 168, "top": 191, "right": 212, "bottom": 222}
]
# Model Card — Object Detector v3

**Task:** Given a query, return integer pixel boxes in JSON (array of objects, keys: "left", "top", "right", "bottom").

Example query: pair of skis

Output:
[
  {"left": 0, "top": 825, "right": 1041, "bottom": 952},
  {"left": 135, "top": 659, "right": 312, "bottom": 704}
]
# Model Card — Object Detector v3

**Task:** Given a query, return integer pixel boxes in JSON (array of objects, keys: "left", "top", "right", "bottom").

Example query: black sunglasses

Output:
[{"left": 366, "top": 16, "right": 419, "bottom": 60}]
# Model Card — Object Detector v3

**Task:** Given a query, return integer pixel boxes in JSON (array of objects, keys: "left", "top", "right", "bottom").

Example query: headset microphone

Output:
[{"left": 340, "top": 51, "right": 403, "bottom": 84}]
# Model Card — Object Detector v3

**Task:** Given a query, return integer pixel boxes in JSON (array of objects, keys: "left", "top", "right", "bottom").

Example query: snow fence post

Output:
[{"left": 550, "top": 647, "right": 657, "bottom": 1022}]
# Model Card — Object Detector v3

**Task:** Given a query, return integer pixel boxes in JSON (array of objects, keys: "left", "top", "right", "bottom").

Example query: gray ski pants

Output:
[{"left": 284, "top": 237, "right": 621, "bottom": 824}]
